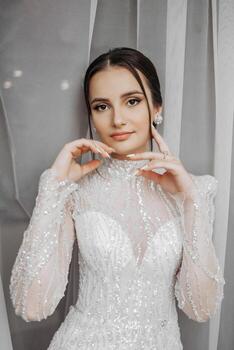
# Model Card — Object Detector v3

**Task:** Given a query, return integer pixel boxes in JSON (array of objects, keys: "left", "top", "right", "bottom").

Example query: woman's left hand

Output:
[{"left": 127, "top": 124, "right": 197, "bottom": 199}]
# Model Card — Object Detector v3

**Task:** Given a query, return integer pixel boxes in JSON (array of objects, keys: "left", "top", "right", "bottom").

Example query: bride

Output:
[{"left": 9, "top": 47, "right": 225, "bottom": 349}]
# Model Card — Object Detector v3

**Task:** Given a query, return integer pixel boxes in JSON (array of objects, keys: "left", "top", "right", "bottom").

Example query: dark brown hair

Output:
[{"left": 83, "top": 47, "right": 163, "bottom": 175}]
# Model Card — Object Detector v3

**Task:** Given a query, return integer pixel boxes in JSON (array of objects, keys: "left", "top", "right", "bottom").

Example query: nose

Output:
[{"left": 112, "top": 106, "right": 127, "bottom": 127}]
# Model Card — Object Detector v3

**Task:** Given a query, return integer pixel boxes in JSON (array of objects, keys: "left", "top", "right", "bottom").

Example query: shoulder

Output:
[{"left": 188, "top": 173, "right": 218, "bottom": 197}]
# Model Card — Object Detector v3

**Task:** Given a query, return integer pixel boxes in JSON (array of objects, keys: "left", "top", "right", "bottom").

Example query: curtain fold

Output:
[
  {"left": 0, "top": 0, "right": 233, "bottom": 349},
  {"left": 0, "top": 274, "right": 13, "bottom": 350}
]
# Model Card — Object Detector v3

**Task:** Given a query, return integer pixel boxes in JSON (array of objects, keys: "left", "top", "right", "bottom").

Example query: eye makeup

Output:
[{"left": 92, "top": 97, "right": 142, "bottom": 112}]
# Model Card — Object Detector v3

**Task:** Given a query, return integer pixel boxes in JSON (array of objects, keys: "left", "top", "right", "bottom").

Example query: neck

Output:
[{"left": 109, "top": 153, "right": 131, "bottom": 160}]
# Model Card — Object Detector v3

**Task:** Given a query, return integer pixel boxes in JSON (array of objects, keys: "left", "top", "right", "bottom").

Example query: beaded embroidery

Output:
[{"left": 9, "top": 156, "right": 225, "bottom": 349}]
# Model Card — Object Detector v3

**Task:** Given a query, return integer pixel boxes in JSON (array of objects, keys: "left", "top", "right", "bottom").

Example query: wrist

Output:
[{"left": 50, "top": 167, "right": 68, "bottom": 182}]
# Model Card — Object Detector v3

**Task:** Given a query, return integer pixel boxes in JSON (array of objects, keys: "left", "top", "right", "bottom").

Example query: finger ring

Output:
[{"left": 162, "top": 151, "right": 169, "bottom": 160}]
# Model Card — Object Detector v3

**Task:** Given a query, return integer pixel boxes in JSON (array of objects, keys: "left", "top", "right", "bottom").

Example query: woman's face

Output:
[{"left": 89, "top": 66, "right": 162, "bottom": 159}]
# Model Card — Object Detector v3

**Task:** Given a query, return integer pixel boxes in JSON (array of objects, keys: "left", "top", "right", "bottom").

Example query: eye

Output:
[
  {"left": 93, "top": 104, "right": 108, "bottom": 112},
  {"left": 127, "top": 98, "right": 141, "bottom": 106}
]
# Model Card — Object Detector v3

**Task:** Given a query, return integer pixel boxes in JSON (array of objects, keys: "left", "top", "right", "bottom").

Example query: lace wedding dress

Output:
[{"left": 9, "top": 156, "right": 225, "bottom": 349}]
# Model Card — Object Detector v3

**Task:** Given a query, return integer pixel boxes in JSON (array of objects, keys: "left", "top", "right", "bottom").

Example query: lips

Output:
[
  {"left": 111, "top": 131, "right": 135, "bottom": 141},
  {"left": 110, "top": 131, "right": 134, "bottom": 136}
]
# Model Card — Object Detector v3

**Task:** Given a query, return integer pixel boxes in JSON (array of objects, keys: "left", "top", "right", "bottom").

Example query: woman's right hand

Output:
[{"left": 50, "top": 138, "right": 115, "bottom": 182}]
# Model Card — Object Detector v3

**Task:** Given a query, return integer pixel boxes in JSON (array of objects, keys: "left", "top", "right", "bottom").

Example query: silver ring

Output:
[{"left": 162, "top": 151, "right": 169, "bottom": 160}]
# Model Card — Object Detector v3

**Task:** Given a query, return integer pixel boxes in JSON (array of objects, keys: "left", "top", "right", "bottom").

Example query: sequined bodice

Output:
[
  {"left": 50, "top": 156, "right": 184, "bottom": 349},
  {"left": 9, "top": 155, "right": 225, "bottom": 350}
]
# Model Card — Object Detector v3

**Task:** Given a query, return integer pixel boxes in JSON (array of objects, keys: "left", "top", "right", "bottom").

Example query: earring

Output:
[{"left": 152, "top": 112, "right": 163, "bottom": 128}]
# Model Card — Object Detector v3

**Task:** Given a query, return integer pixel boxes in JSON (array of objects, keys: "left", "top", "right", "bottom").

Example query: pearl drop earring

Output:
[{"left": 152, "top": 112, "right": 163, "bottom": 128}]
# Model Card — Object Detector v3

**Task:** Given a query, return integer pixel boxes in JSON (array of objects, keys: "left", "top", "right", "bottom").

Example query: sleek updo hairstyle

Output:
[{"left": 83, "top": 47, "right": 163, "bottom": 171}]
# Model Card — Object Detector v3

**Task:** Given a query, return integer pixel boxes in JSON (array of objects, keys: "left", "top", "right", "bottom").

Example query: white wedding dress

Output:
[{"left": 9, "top": 156, "right": 225, "bottom": 349}]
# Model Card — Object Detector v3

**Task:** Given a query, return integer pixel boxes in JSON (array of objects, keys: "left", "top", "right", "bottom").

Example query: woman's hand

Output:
[
  {"left": 127, "top": 125, "right": 197, "bottom": 199},
  {"left": 51, "top": 138, "right": 115, "bottom": 182}
]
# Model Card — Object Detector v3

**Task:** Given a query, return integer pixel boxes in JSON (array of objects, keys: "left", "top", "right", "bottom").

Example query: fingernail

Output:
[
  {"left": 126, "top": 154, "right": 135, "bottom": 157},
  {"left": 105, "top": 151, "right": 111, "bottom": 158},
  {"left": 96, "top": 146, "right": 109, "bottom": 157},
  {"left": 133, "top": 169, "right": 141, "bottom": 176},
  {"left": 95, "top": 146, "right": 103, "bottom": 153},
  {"left": 140, "top": 165, "right": 149, "bottom": 170}
]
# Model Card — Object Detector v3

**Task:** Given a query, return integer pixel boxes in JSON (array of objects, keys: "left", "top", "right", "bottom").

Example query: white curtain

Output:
[
  {"left": 0, "top": 1, "right": 233, "bottom": 349},
  {"left": 0, "top": 274, "right": 13, "bottom": 349}
]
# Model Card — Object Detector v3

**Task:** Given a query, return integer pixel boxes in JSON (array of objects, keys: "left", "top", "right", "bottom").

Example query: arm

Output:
[
  {"left": 171, "top": 174, "right": 225, "bottom": 322},
  {"left": 9, "top": 168, "right": 79, "bottom": 322}
]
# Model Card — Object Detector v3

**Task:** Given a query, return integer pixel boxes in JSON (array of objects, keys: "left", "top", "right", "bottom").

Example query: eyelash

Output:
[{"left": 93, "top": 98, "right": 141, "bottom": 112}]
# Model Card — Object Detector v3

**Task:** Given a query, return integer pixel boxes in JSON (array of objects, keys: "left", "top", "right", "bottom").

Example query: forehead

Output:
[{"left": 89, "top": 66, "right": 148, "bottom": 98}]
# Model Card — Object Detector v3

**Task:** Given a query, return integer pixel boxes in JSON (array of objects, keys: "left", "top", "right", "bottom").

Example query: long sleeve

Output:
[
  {"left": 171, "top": 174, "right": 225, "bottom": 322},
  {"left": 9, "top": 168, "right": 79, "bottom": 322}
]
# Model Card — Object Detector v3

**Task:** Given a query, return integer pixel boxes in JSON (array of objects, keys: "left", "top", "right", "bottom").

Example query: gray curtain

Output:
[{"left": 0, "top": 1, "right": 233, "bottom": 349}]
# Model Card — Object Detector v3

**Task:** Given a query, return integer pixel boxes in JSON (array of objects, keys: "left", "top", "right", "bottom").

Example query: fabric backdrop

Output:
[{"left": 0, "top": 1, "right": 233, "bottom": 349}]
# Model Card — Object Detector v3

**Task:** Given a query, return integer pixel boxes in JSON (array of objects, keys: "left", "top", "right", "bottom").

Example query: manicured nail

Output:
[
  {"left": 104, "top": 151, "right": 111, "bottom": 158},
  {"left": 133, "top": 169, "right": 141, "bottom": 176},
  {"left": 126, "top": 154, "right": 135, "bottom": 157},
  {"left": 140, "top": 165, "right": 149, "bottom": 170},
  {"left": 95, "top": 145, "right": 103, "bottom": 152},
  {"left": 96, "top": 146, "right": 109, "bottom": 157}
]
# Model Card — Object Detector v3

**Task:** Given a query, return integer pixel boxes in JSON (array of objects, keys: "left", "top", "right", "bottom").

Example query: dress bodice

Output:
[{"left": 64, "top": 156, "right": 184, "bottom": 348}]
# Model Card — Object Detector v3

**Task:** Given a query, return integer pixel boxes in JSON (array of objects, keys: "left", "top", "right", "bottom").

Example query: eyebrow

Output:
[{"left": 90, "top": 90, "right": 144, "bottom": 105}]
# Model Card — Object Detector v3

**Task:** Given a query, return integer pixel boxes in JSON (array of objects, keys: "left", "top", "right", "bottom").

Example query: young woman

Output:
[{"left": 9, "top": 47, "right": 225, "bottom": 349}]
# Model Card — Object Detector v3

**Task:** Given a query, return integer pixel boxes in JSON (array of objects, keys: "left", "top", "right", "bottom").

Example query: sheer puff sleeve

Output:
[
  {"left": 9, "top": 168, "right": 79, "bottom": 322},
  {"left": 170, "top": 174, "right": 225, "bottom": 322}
]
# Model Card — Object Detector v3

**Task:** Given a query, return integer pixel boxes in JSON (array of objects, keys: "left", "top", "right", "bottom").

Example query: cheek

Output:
[
  {"left": 132, "top": 112, "right": 150, "bottom": 132},
  {"left": 137, "top": 125, "right": 150, "bottom": 142},
  {"left": 130, "top": 103, "right": 149, "bottom": 122},
  {"left": 133, "top": 114, "right": 151, "bottom": 141},
  {"left": 92, "top": 116, "right": 108, "bottom": 131}
]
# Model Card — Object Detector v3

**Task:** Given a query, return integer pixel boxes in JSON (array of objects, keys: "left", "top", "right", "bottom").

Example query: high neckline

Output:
[{"left": 98, "top": 155, "right": 148, "bottom": 178}]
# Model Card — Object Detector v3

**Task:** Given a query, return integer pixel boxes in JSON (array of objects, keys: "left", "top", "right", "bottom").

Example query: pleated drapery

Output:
[{"left": 0, "top": 1, "right": 233, "bottom": 349}]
